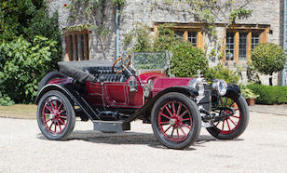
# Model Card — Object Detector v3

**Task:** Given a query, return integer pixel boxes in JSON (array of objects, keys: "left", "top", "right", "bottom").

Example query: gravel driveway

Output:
[{"left": 1, "top": 112, "right": 287, "bottom": 173}]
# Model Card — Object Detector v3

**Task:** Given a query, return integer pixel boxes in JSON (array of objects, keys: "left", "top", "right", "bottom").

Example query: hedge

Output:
[{"left": 247, "top": 84, "right": 287, "bottom": 105}]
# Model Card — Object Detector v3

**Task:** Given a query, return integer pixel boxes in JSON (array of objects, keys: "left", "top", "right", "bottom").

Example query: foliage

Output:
[
  {"left": 0, "top": 0, "right": 61, "bottom": 104},
  {"left": 251, "top": 43, "right": 286, "bottom": 85},
  {"left": 171, "top": 42, "right": 208, "bottom": 77},
  {"left": 246, "top": 61, "right": 261, "bottom": 84},
  {"left": 132, "top": 25, "right": 208, "bottom": 77},
  {"left": 239, "top": 85, "right": 259, "bottom": 99},
  {"left": 247, "top": 84, "right": 287, "bottom": 105},
  {"left": 132, "top": 25, "right": 153, "bottom": 52},
  {"left": 205, "top": 64, "right": 240, "bottom": 84},
  {"left": 0, "top": 91, "right": 14, "bottom": 106},
  {"left": 0, "top": 36, "right": 57, "bottom": 103},
  {"left": 0, "top": 0, "right": 61, "bottom": 43}
]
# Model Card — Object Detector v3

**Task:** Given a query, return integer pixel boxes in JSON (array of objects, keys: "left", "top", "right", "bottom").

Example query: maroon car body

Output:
[{"left": 36, "top": 54, "right": 249, "bottom": 149}]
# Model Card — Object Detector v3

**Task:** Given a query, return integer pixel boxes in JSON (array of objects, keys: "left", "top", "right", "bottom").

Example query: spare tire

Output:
[{"left": 38, "top": 71, "right": 67, "bottom": 91}]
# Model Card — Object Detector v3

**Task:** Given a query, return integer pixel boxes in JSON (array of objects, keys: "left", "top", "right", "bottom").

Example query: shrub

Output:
[
  {"left": 247, "top": 84, "right": 287, "bottom": 105},
  {"left": 0, "top": 36, "right": 57, "bottom": 103},
  {"left": 251, "top": 43, "right": 286, "bottom": 86},
  {"left": 0, "top": 91, "right": 14, "bottom": 106},
  {"left": 171, "top": 42, "right": 208, "bottom": 77},
  {"left": 205, "top": 64, "right": 240, "bottom": 84}
]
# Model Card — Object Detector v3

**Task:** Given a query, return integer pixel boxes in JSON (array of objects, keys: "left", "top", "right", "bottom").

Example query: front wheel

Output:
[
  {"left": 207, "top": 94, "right": 249, "bottom": 140},
  {"left": 37, "top": 90, "right": 75, "bottom": 140},
  {"left": 151, "top": 92, "right": 201, "bottom": 149}
]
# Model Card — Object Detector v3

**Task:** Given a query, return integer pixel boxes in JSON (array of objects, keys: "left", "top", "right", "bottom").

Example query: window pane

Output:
[
  {"left": 188, "top": 32, "right": 197, "bottom": 47},
  {"left": 239, "top": 32, "right": 248, "bottom": 60},
  {"left": 69, "top": 35, "right": 73, "bottom": 61},
  {"left": 252, "top": 32, "right": 260, "bottom": 50},
  {"left": 80, "top": 34, "right": 84, "bottom": 60},
  {"left": 85, "top": 33, "right": 89, "bottom": 60},
  {"left": 175, "top": 31, "right": 184, "bottom": 40},
  {"left": 75, "top": 34, "right": 78, "bottom": 61},
  {"left": 226, "top": 32, "right": 235, "bottom": 61}
]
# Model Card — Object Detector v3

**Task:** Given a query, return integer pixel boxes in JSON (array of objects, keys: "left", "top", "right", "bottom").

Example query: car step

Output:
[{"left": 93, "top": 120, "right": 130, "bottom": 133}]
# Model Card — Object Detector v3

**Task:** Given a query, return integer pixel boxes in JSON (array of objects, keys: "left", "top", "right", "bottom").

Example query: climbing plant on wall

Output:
[{"left": 151, "top": 0, "right": 252, "bottom": 62}]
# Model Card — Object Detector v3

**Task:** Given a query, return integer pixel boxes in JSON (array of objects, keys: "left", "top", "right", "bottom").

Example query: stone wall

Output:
[{"left": 48, "top": 0, "right": 283, "bottom": 85}]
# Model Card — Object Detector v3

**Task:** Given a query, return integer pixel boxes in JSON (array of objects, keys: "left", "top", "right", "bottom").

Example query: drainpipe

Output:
[
  {"left": 115, "top": 6, "right": 120, "bottom": 59},
  {"left": 282, "top": 0, "right": 287, "bottom": 86}
]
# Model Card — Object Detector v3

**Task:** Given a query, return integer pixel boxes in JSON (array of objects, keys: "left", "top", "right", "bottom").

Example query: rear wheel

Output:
[
  {"left": 207, "top": 94, "right": 249, "bottom": 140},
  {"left": 37, "top": 90, "right": 75, "bottom": 140},
  {"left": 151, "top": 92, "right": 201, "bottom": 149}
]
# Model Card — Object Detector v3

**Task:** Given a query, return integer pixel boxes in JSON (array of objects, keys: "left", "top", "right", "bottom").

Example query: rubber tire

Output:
[
  {"left": 151, "top": 92, "right": 201, "bottom": 150},
  {"left": 206, "top": 94, "right": 249, "bottom": 140},
  {"left": 38, "top": 71, "right": 67, "bottom": 91},
  {"left": 37, "top": 90, "right": 76, "bottom": 140}
]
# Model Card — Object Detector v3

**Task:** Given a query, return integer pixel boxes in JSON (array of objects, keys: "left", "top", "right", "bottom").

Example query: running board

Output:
[{"left": 93, "top": 120, "right": 130, "bottom": 133}]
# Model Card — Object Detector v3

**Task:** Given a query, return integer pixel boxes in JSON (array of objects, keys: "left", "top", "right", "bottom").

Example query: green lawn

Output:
[{"left": 0, "top": 104, "right": 36, "bottom": 119}]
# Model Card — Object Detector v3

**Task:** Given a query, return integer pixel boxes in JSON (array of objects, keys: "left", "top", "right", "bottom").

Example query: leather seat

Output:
[{"left": 83, "top": 66, "right": 127, "bottom": 82}]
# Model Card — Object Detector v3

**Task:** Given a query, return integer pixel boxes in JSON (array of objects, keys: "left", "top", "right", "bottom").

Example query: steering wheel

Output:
[{"left": 112, "top": 55, "right": 131, "bottom": 74}]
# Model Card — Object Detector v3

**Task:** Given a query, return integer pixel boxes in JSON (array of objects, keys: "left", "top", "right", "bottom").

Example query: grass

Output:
[{"left": 0, "top": 104, "right": 37, "bottom": 119}]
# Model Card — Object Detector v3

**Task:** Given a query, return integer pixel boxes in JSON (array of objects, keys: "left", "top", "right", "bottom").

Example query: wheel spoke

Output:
[
  {"left": 182, "top": 118, "right": 190, "bottom": 121},
  {"left": 226, "top": 119, "right": 231, "bottom": 131},
  {"left": 182, "top": 124, "right": 192, "bottom": 129},
  {"left": 215, "top": 122, "right": 220, "bottom": 127},
  {"left": 180, "top": 110, "right": 188, "bottom": 118},
  {"left": 44, "top": 119, "right": 51, "bottom": 124},
  {"left": 176, "top": 103, "right": 182, "bottom": 116},
  {"left": 231, "top": 115, "right": 240, "bottom": 119},
  {"left": 160, "top": 121, "right": 169, "bottom": 125},
  {"left": 164, "top": 105, "right": 173, "bottom": 117},
  {"left": 58, "top": 122, "right": 62, "bottom": 131},
  {"left": 222, "top": 120, "right": 225, "bottom": 131},
  {"left": 44, "top": 105, "right": 53, "bottom": 113},
  {"left": 164, "top": 125, "right": 172, "bottom": 133},
  {"left": 54, "top": 122, "right": 57, "bottom": 133},
  {"left": 50, "top": 101, "right": 56, "bottom": 110},
  {"left": 58, "top": 118, "right": 65, "bottom": 125},
  {"left": 160, "top": 112, "right": 171, "bottom": 119},
  {"left": 49, "top": 122, "right": 53, "bottom": 130},
  {"left": 179, "top": 126, "right": 186, "bottom": 136},
  {"left": 172, "top": 102, "right": 176, "bottom": 115},
  {"left": 171, "top": 127, "right": 175, "bottom": 138},
  {"left": 228, "top": 117, "right": 237, "bottom": 126},
  {"left": 58, "top": 102, "right": 63, "bottom": 110},
  {"left": 176, "top": 128, "right": 179, "bottom": 139},
  {"left": 55, "top": 100, "right": 58, "bottom": 110}
]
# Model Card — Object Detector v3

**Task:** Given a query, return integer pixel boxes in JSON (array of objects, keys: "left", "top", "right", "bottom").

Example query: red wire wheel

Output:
[
  {"left": 37, "top": 90, "right": 75, "bottom": 140},
  {"left": 207, "top": 94, "right": 249, "bottom": 140},
  {"left": 151, "top": 92, "right": 201, "bottom": 149}
]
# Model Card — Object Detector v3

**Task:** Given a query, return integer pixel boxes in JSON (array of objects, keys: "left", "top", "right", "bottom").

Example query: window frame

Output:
[
  {"left": 153, "top": 24, "right": 204, "bottom": 49},
  {"left": 64, "top": 30, "right": 91, "bottom": 61},
  {"left": 224, "top": 26, "right": 269, "bottom": 63}
]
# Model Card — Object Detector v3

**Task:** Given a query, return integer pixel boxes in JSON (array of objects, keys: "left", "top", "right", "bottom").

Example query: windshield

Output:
[{"left": 131, "top": 52, "right": 170, "bottom": 72}]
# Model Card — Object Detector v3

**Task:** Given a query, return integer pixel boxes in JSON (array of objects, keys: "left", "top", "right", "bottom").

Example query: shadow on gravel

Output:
[{"left": 38, "top": 131, "right": 218, "bottom": 150}]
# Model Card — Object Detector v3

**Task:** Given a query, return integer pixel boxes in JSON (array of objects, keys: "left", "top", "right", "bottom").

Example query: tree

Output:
[{"left": 251, "top": 43, "right": 287, "bottom": 86}]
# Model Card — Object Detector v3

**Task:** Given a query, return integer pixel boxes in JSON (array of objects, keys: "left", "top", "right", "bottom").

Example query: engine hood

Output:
[{"left": 152, "top": 77, "right": 192, "bottom": 93}]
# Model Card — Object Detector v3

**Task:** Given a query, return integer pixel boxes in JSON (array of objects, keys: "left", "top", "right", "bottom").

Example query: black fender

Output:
[
  {"left": 35, "top": 84, "right": 99, "bottom": 121},
  {"left": 226, "top": 84, "right": 241, "bottom": 98},
  {"left": 125, "top": 86, "right": 198, "bottom": 122}
]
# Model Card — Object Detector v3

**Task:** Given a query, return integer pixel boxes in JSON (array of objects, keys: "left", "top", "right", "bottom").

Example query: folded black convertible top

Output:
[{"left": 58, "top": 62, "right": 96, "bottom": 82}]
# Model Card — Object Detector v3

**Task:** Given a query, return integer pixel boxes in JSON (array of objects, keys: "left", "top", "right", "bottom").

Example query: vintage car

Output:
[{"left": 36, "top": 52, "right": 249, "bottom": 149}]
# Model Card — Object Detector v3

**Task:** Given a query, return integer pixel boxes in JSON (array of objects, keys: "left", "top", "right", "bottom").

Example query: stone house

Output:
[{"left": 48, "top": 0, "right": 286, "bottom": 85}]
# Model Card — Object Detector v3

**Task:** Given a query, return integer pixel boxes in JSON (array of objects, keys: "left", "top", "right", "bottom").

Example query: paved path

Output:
[{"left": 1, "top": 111, "right": 287, "bottom": 173}]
